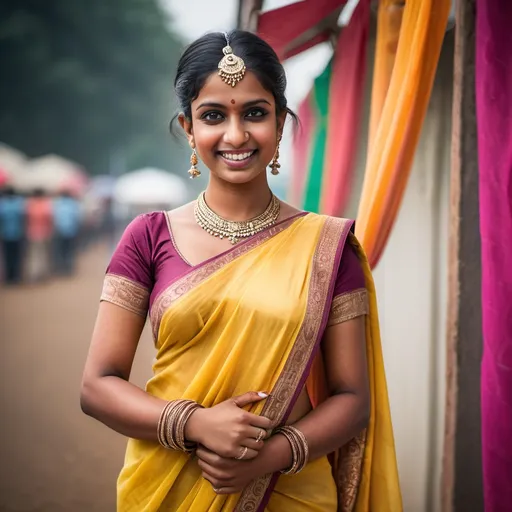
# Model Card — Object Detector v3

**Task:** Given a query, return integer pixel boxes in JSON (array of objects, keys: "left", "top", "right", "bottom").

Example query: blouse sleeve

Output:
[
  {"left": 100, "top": 215, "right": 152, "bottom": 317},
  {"left": 327, "top": 238, "right": 369, "bottom": 327}
]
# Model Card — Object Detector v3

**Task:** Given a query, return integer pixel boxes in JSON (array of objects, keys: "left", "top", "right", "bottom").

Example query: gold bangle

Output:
[
  {"left": 157, "top": 399, "right": 202, "bottom": 453},
  {"left": 275, "top": 426, "right": 309, "bottom": 474}
]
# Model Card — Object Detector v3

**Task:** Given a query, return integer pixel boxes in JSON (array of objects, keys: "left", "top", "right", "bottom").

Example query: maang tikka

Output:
[{"left": 218, "top": 33, "right": 246, "bottom": 87}]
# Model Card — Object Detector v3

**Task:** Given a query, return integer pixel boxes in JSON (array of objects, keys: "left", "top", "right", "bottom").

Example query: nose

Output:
[{"left": 223, "top": 117, "right": 248, "bottom": 148}]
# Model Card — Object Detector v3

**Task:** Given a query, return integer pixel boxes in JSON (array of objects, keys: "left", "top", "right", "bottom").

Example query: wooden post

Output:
[
  {"left": 237, "top": 0, "right": 263, "bottom": 32},
  {"left": 442, "top": 0, "right": 484, "bottom": 510}
]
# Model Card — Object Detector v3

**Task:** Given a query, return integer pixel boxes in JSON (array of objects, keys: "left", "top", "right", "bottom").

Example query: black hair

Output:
[{"left": 172, "top": 30, "right": 298, "bottom": 130}]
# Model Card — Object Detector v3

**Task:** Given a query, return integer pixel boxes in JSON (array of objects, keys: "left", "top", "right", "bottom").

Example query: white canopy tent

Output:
[
  {"left": 113, "top": 168, "right": 188, "bottom": 209},
  {"left": 0, "top": 144, "right": 27, "bottom": 185},
  {"left": 14, "top": 154, "right": 88, "bottom": 195}
]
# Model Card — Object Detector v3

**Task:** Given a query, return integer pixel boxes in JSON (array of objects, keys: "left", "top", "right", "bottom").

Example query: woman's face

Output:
[{"left": 180, "top": 71, "right": 285, "bottom": 185}]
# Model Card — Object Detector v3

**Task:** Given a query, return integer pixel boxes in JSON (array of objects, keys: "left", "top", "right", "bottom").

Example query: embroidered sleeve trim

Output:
[
  {"left": 100, "top": 273, "right": 150, "bottom": 317},
  {"left": 328, "top": 288, "right": 368, "bottom": 327}
]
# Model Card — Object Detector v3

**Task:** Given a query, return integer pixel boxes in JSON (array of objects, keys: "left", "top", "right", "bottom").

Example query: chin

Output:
[
  {"left": 210, "top": 161, "right": 267, "bottom": 185},
  {"left": 216, "top": 169, "right": 264, "bottom": 185}
]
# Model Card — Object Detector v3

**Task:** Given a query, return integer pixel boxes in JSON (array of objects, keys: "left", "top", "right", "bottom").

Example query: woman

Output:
[{"left": 81, "top": 30, "right": 402, "bottom": 511}]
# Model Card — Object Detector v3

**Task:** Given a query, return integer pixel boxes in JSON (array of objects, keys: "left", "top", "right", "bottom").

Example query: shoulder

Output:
[
  {"left": 124, "top": 211, "right": 167, "bottom": 236},
  {"left": 302, "top": 211, "right": 354, "bottom": 224},
  {"left": 165, "top": 201, "right": 195, "bottom": 221},
  {"left": 320, "top": 214, "right": 355, "bottom": 226},
  {"left": 304, "top": 213, "right": 355, "bottom": 235}
]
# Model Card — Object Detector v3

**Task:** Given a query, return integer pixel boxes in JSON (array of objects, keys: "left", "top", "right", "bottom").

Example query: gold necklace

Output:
[{"left": 194, "top": 192, "right": 280, "bottom": 244}]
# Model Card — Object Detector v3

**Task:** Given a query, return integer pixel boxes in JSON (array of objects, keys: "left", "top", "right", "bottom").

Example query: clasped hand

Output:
[
  {"left": 185, "top": 391, "right": 272, "bottom": 493},
  {"left": 196, "top": 444, "right": 265, "bottom": 495}
]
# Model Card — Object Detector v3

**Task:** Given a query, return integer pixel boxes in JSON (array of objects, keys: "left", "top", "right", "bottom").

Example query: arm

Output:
[
  {"left": 81, "top": 300, "right": 271, "bottom": 451},
  {"left": 258, "top": 315, "right": 370, "bottom": 471},
  {"left": 80, "top": 302, "right": 168, "bottom": 440}
]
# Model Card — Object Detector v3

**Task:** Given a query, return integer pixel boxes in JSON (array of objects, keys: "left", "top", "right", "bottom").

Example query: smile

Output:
[{"left": 219, "top": 150, "right": 256, "bottom": 161}]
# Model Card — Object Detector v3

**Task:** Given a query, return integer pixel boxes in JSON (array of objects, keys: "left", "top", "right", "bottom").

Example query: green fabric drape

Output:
[{"left": 302, "top": 60, "right": 332, "bottom": 213}]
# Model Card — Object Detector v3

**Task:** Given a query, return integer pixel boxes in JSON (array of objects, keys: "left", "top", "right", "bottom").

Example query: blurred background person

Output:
[
  {"left": 53, "top": 190, "right": 82, "bottom": 275},
  {"left": 25, "top": 188, "right": 53, "bottom": 282},
  {"left": 0, "top": 186, "right": 26, "bottom": 284}
]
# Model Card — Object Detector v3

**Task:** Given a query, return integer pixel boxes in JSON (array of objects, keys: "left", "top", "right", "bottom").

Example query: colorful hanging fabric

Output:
[
  {"left": 476, "top": 1, "right": 512, "bottom": 509},
  {"left": 355, "top": 0, "right": 451, "bottom": 268},
  {"left": 367, "top": 1, "right": 404, "bottom": 149},
  {"left": 290, "top": 91, "right": 315, "bottom": 207},
  {"left": 302, "top": 60, "right": 332, "bottom": 213},
  {"left": 258, "top": 0, "right": 346, "bottom": 60},
  {"left": 320, "top": 0, "right": 370, "bottom": 216}
]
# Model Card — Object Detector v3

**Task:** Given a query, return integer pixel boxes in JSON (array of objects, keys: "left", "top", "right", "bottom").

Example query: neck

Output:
[{"left": 203, "top": 174, "right": 273, "bottom": 221}]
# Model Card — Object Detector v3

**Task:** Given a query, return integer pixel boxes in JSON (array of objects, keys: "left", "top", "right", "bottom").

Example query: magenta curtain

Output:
[
  {"left": 476, "top": 1, "right": 512, "bottom": 510},
  {"left": 257, "top": 0, "right": 346, "bottom": 59},
  {"left": 320, "top": 0, "right": 369, "bottom": 216}
]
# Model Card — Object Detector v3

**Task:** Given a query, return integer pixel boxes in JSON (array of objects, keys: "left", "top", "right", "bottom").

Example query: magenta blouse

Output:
[{"left": 103, "top": 212, "right": 366, "bottom": 319}]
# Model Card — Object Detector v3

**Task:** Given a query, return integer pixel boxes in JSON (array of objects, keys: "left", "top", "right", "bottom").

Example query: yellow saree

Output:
[{"left": 113, "top": 213, "right": 401, "bottom": 511}]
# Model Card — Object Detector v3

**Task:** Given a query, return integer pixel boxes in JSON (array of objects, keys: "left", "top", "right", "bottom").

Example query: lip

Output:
[{"left": 218, "top": 149, "right": 258, "bottom": 170}]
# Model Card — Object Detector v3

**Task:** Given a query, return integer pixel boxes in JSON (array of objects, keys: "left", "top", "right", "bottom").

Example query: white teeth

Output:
[{"left": 221, "top": 151, "right": 254, "bottom": 161}]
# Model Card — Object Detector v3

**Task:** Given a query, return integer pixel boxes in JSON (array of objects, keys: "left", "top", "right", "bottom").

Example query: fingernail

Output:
[{"left": 257, "top": 392, "right": 268, "bottom": 398}]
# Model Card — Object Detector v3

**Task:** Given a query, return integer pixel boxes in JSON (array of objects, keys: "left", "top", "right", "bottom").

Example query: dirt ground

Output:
[{"left": 0, "top": 245, "right": 156, "bottom": 511}]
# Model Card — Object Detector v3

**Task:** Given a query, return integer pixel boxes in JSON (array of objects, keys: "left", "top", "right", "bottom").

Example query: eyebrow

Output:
[{"left": 195, "top": 99, "right": 271, "bottom": 111}]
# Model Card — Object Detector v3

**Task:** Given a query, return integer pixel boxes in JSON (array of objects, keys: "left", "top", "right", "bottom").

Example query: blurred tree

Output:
[{"left": 0, "top": 0, "right": 188, "bottom": 175}]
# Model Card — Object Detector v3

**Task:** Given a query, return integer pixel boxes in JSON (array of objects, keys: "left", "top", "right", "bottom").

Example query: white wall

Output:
[
  {"left": 339, "top": 29, "right": 454, "bottom": 511},
  {"left": 359, "top": 36, "right": 453, "bottom": 511}
]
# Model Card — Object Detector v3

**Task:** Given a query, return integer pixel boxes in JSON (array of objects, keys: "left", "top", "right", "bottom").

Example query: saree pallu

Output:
[{"left": 115, "top": 213, "right": 402, "bottom": 511}]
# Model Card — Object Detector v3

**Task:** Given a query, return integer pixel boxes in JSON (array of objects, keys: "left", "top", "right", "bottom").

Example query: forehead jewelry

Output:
[{"left": 218, "top": 33, "right": 246, "bottom": 87}]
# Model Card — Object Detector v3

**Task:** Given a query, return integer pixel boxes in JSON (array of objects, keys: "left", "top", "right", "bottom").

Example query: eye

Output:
[
  {"left": 246, "top": 108, "right": 268, "bottom": 119},
  {"left": 201, "top": 111, "right": 224, "bottom": 122}
]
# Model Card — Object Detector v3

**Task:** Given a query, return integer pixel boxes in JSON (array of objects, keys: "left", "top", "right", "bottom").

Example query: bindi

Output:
[{"left": 231, "top": 99, "right": 236, "bottom": 104}]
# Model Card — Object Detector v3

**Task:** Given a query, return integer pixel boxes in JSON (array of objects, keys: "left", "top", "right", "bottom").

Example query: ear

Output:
[
  {"left": 276, "top": 110, "right": 287, "bottom": 138},
  {"left": 178, "top": 113, "right": 194, "bottom": 146}
]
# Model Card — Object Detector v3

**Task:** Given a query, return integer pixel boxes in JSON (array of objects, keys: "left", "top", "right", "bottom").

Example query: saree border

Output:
[
  {"left": 150, "top": 212, "right": 308, "bottom": 341},
  {"left": 100, "top": 273, "right": 150, "bottom": 317},
  {"left": 234, "top": 216, "right": 354, "bottom": 512}
]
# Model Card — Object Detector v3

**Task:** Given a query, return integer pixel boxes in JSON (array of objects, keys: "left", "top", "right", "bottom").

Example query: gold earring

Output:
[
  {"left": 188, "top": 145, "right": 200, "bottom": 179},
  {"left": 269, "top": 136, "right": 282, "bottom": 175}
]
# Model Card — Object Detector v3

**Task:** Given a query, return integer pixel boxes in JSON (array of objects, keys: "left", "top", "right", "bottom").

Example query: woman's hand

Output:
[
  {"left": 196, "top": 445, "right": 266, "bottom": 495},
  {"left": 185, "top": 392, "right": 271, "bottom": 460}
]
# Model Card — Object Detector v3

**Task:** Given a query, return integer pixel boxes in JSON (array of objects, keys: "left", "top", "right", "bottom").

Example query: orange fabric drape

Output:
[
  {"left": 367, "top": 1, "right": 404, "bottom": 149},
  {"left": 356, "top": 0, "right": 451, "bottom": 268}
]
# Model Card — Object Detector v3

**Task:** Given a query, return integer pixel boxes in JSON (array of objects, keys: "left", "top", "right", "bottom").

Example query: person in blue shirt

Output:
[
  {"left": 0, "top": 186, "right": 26, "bottom": 284},
  {"left": 53, "top": 190, "right": 81, "bottom": 275}
]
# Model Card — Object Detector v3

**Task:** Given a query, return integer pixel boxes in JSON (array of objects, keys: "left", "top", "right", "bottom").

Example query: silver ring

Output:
[
  {"left": 256, "top": 429, "right": 265, "bottom": 443},
  {"left": 235, "top": 446, "right": 248, "bottom": 460},
  {"left": 213, "top": 487, "right": 223, "bottom": 493}
]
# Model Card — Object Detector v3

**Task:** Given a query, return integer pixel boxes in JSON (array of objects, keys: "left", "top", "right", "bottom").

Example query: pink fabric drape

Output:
[
  {"left": 320, "top": 0, "right": 369, "bottom": 216},
  {"left": 476, "top": 1, "right": 512, "bottom": 510},
  {"left": 257, "top": 0, "right": 346, "bottom": 59},
  {"left": 290, "top": 92, "right": 315, "bottom": 206}
]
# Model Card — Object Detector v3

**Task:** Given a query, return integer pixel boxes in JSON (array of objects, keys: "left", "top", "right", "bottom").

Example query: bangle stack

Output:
[
  {"left": 274, "top": 426, "right": 309, "bottom": 474},
  {"left": 157, "top": 399, "right": 202, "bottom": 453}
]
